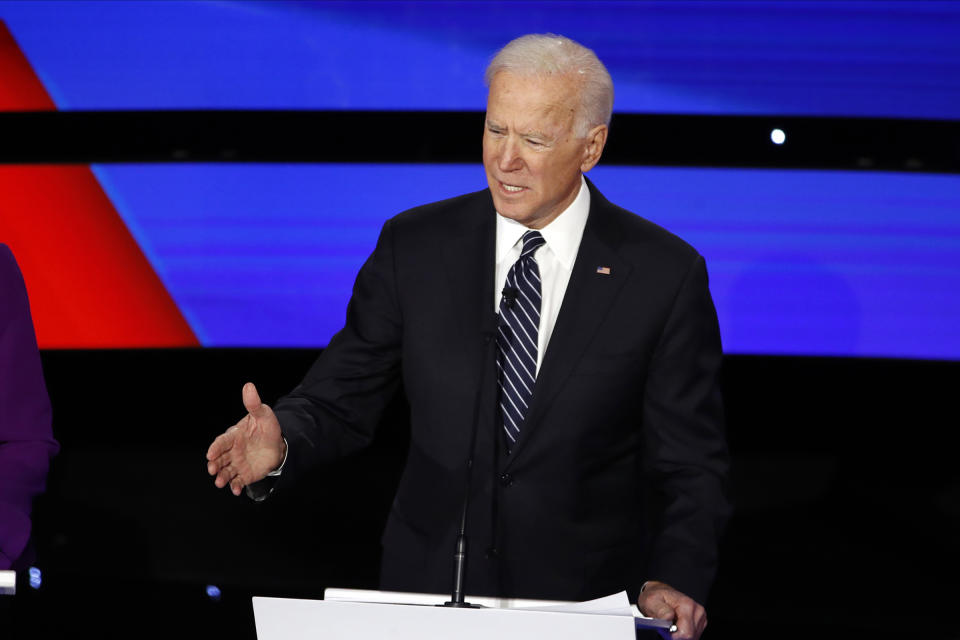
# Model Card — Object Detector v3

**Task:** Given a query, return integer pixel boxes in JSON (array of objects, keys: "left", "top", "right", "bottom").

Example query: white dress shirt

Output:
[{"left": 494, "top": 175, "right": 590, "bottom": 375}]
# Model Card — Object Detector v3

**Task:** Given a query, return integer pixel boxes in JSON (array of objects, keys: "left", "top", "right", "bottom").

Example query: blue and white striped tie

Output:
[{"left": 497, "top": 230, "right": 546, "bottom": 446}]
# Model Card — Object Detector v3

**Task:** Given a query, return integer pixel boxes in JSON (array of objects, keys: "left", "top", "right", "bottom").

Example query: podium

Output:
[{"left": 253, "top": 589, "right": 671, "bottom": 640}]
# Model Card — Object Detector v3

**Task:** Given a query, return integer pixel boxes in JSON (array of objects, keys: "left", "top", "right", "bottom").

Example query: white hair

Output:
[{"left": 484, "top": 33, "right": 614, "bottom": 138}]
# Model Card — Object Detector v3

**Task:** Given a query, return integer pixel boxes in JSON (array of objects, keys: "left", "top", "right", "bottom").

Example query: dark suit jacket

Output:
[{"left": 272, "top": 179, "right": 730, "bottom": 604}]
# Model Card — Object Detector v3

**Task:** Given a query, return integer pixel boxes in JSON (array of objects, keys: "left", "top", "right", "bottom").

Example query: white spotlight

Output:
[{"left": 770, "top": 128, "right": 786, "bottom": 145}]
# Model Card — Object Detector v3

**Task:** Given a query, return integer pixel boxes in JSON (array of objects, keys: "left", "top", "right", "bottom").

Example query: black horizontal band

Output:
[{"left": 0, "top": 110, "right": 957, "bottom": 173}]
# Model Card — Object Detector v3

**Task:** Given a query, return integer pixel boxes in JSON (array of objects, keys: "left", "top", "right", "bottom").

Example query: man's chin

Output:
[
  {"left": 491, "top": 193, "right": 530, "bottom": 216},
  {"left": 493, "top": 204, "right": 533, "bottom": 224}
]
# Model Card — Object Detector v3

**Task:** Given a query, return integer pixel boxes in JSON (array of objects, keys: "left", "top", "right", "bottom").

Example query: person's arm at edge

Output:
[{"left": 0, "top": 245, "right": 59, "bottom": 569}]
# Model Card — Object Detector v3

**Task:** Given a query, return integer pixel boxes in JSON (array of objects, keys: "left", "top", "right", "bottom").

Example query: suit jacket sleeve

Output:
[
  {"left": 0, "top": 245, "right": 59, "bottom": 570},
  {"left": 269, "top": 218, "right": 404, "bottom": 487},
  {"left": 641, "top": 253, "right": 731, "bottom": 604}
]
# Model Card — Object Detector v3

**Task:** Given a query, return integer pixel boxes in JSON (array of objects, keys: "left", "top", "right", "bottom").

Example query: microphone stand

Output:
[{"left": 443, "top": 327, "right": 496, "bottom": 608}]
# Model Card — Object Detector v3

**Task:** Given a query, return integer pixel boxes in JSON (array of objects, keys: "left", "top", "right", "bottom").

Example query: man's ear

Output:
[{"left": 580, "top": 124, "right": 609, "bottom": 172}]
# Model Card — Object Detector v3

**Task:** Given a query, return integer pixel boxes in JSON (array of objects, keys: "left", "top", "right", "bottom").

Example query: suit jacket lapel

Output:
[
  {"left": 441, "top": 197, "right": 497, "bottom": 343},
  {"left": 440, "top": 193, "right": 500, "bottom": 439},
  {"left": 503, "top": 181, "right": 632, "bottom": 470}
]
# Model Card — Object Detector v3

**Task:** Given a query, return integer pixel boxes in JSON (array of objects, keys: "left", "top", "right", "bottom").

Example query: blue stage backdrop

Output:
[
  {"left": 0, "top": 0, "right": 958, "bottom": 119},
  {"left": 4, "top": 1, "right": 958, "bottom": 358},
  {"left": 93, "top": 163, "right": 960, "bottom": 359}
]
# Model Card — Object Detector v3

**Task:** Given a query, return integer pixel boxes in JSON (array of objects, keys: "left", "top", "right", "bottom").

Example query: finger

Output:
[
  {"left": 672, "top": 621, "right": 693, "bottom": 640},
  {"left": 693, "top": 606, "right": 708, "bottom": 638},
  {"left": 213, "top": 454, "right": 239, "bottom": 486},
  {"left": 242, "top": 382, "right": 264, "bottom": 416},
  {"left": 206, "top": 430, "right": 235, "bottom": 461},
  {"left": 646, "top": 598, "right": 676, "bottom": 622},
  {"left": 217, "top": 463, "right": 242, "bottom": 489},
  {"left": 230, "top": 475, "right": 245, "bottom": 496},
  {"left": 207, "top": 450, "right": 229, "bottom": 476},
  {"left": 671, "top": 600, "right": 698, "bottom": 640},
  {"left": 208, "top": 438, "right": 234, "bottom": 476},
  {"left": 638, "top": 585, "right": 676, "bottom": 621},
  {"left": 214, "top": 466, "right": 234, "bottom": 488}
]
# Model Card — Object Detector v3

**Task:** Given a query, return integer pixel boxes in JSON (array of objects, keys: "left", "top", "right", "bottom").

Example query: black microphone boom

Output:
[{"left": 443, "top": 328, "right": 496, "bottom": 608}]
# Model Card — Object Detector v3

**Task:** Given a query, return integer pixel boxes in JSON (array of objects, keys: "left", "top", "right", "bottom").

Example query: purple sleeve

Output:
[{"left": 0, "top": 244, "right": 58, "bottom": 570}]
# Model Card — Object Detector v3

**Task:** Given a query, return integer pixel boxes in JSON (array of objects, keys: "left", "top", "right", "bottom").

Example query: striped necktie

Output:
[{"left": 497, "top": 230, "right": 546, "bottom": 446}]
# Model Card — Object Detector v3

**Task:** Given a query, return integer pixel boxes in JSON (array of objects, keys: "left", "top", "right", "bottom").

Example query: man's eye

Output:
[{"left": 527, "top": 139, "right": 544, "bottom": 147}]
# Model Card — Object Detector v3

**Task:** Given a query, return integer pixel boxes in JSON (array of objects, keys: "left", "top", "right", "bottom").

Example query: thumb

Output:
[
  {"left": 242, "top": 382, "right": 265, "bottom": 416},
  {"left": 640, "top": 590, "right": 676, "bottom": 621},
  {"left": 648, "top": 600, "right": 676, "bottom": 621}
]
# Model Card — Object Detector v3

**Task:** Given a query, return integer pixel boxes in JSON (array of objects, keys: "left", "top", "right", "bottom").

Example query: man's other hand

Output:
[
  {"left": 206, "top": 382, "right": 286, "bottom": 496},
  {"left": 638, "top": 581, "right": 708, "bottom": 640}
]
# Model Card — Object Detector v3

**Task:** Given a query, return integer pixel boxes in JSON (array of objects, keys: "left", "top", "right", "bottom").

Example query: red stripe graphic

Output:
[
  {"left": 0, "top": 21, "right": 198, "bottom": 347},
  {"left": 0, "top": 20, "right": 54, "bottom": 111}
]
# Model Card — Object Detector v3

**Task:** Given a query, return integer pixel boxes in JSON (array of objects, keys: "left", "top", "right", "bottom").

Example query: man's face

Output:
[{"left": 483, "top": 71, "right": 603, "bottom": 229}]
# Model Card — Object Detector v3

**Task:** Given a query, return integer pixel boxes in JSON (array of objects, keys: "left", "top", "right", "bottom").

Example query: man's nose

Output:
[{"left": 498, "top": 138, "right": 523, "bottom": 172}]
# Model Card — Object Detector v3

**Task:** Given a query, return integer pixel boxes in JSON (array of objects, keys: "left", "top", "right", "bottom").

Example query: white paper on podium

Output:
[
  {"left": 253, "top": 591, "right": 637, "bottom": 640},
  {"left": 323, "top": 587, "right": 674, "bottom": 630},
  {"left": 510, "top": 590, "right": 633, "bottom": 615}
]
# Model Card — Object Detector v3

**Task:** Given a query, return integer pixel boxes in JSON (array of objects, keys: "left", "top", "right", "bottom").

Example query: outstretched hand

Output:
[
  {"left": 638, "top": 581, "right": 708, "bottom": 640},
  {"left": 206, "top": 382, "right": 286, "bottom": 496}
]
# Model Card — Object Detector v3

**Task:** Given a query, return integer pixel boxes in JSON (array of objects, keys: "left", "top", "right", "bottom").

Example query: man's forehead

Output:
[
  {"left": 485, "top": 108, "right": 572, "bottom": 137},
  {"left": 486, "top": 73, "right": 578, "bottom": 131}
]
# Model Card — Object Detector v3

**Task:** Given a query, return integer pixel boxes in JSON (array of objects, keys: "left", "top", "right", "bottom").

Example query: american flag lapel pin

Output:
[{"left": 596, "top": 266, "right": 612, "bottom": 275}]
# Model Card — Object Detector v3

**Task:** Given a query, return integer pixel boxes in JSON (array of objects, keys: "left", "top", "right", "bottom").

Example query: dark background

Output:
[{"left": 3, "top": 347, "right": 957, "bottom": 639}]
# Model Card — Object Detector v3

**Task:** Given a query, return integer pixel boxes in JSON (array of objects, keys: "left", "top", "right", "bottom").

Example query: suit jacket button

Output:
[{"left": 499, "top": 473, "right": 513, "bottom": 487}]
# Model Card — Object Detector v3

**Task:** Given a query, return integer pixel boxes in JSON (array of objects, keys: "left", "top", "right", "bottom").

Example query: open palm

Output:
[{"left": 206, "top": 382, "right": 286, "bottom": 496}]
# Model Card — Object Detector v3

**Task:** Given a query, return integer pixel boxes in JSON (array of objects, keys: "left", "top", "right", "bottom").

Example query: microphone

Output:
[
  {"left": 501, "top": 286, "right": 518, "bottom": 309},
  {"left": 443, "top": 327, "right": 496, "bottom": 608}
]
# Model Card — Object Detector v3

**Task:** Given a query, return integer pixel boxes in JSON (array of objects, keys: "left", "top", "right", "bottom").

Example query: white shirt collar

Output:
[{"left": 495, "top": 175, "right": 591, "bottom": 268}]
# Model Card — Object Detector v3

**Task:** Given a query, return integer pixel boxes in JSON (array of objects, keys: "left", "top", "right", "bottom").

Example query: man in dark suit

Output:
[{"left": 208, "top": 34, "right": 729, "bottom": 640}]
